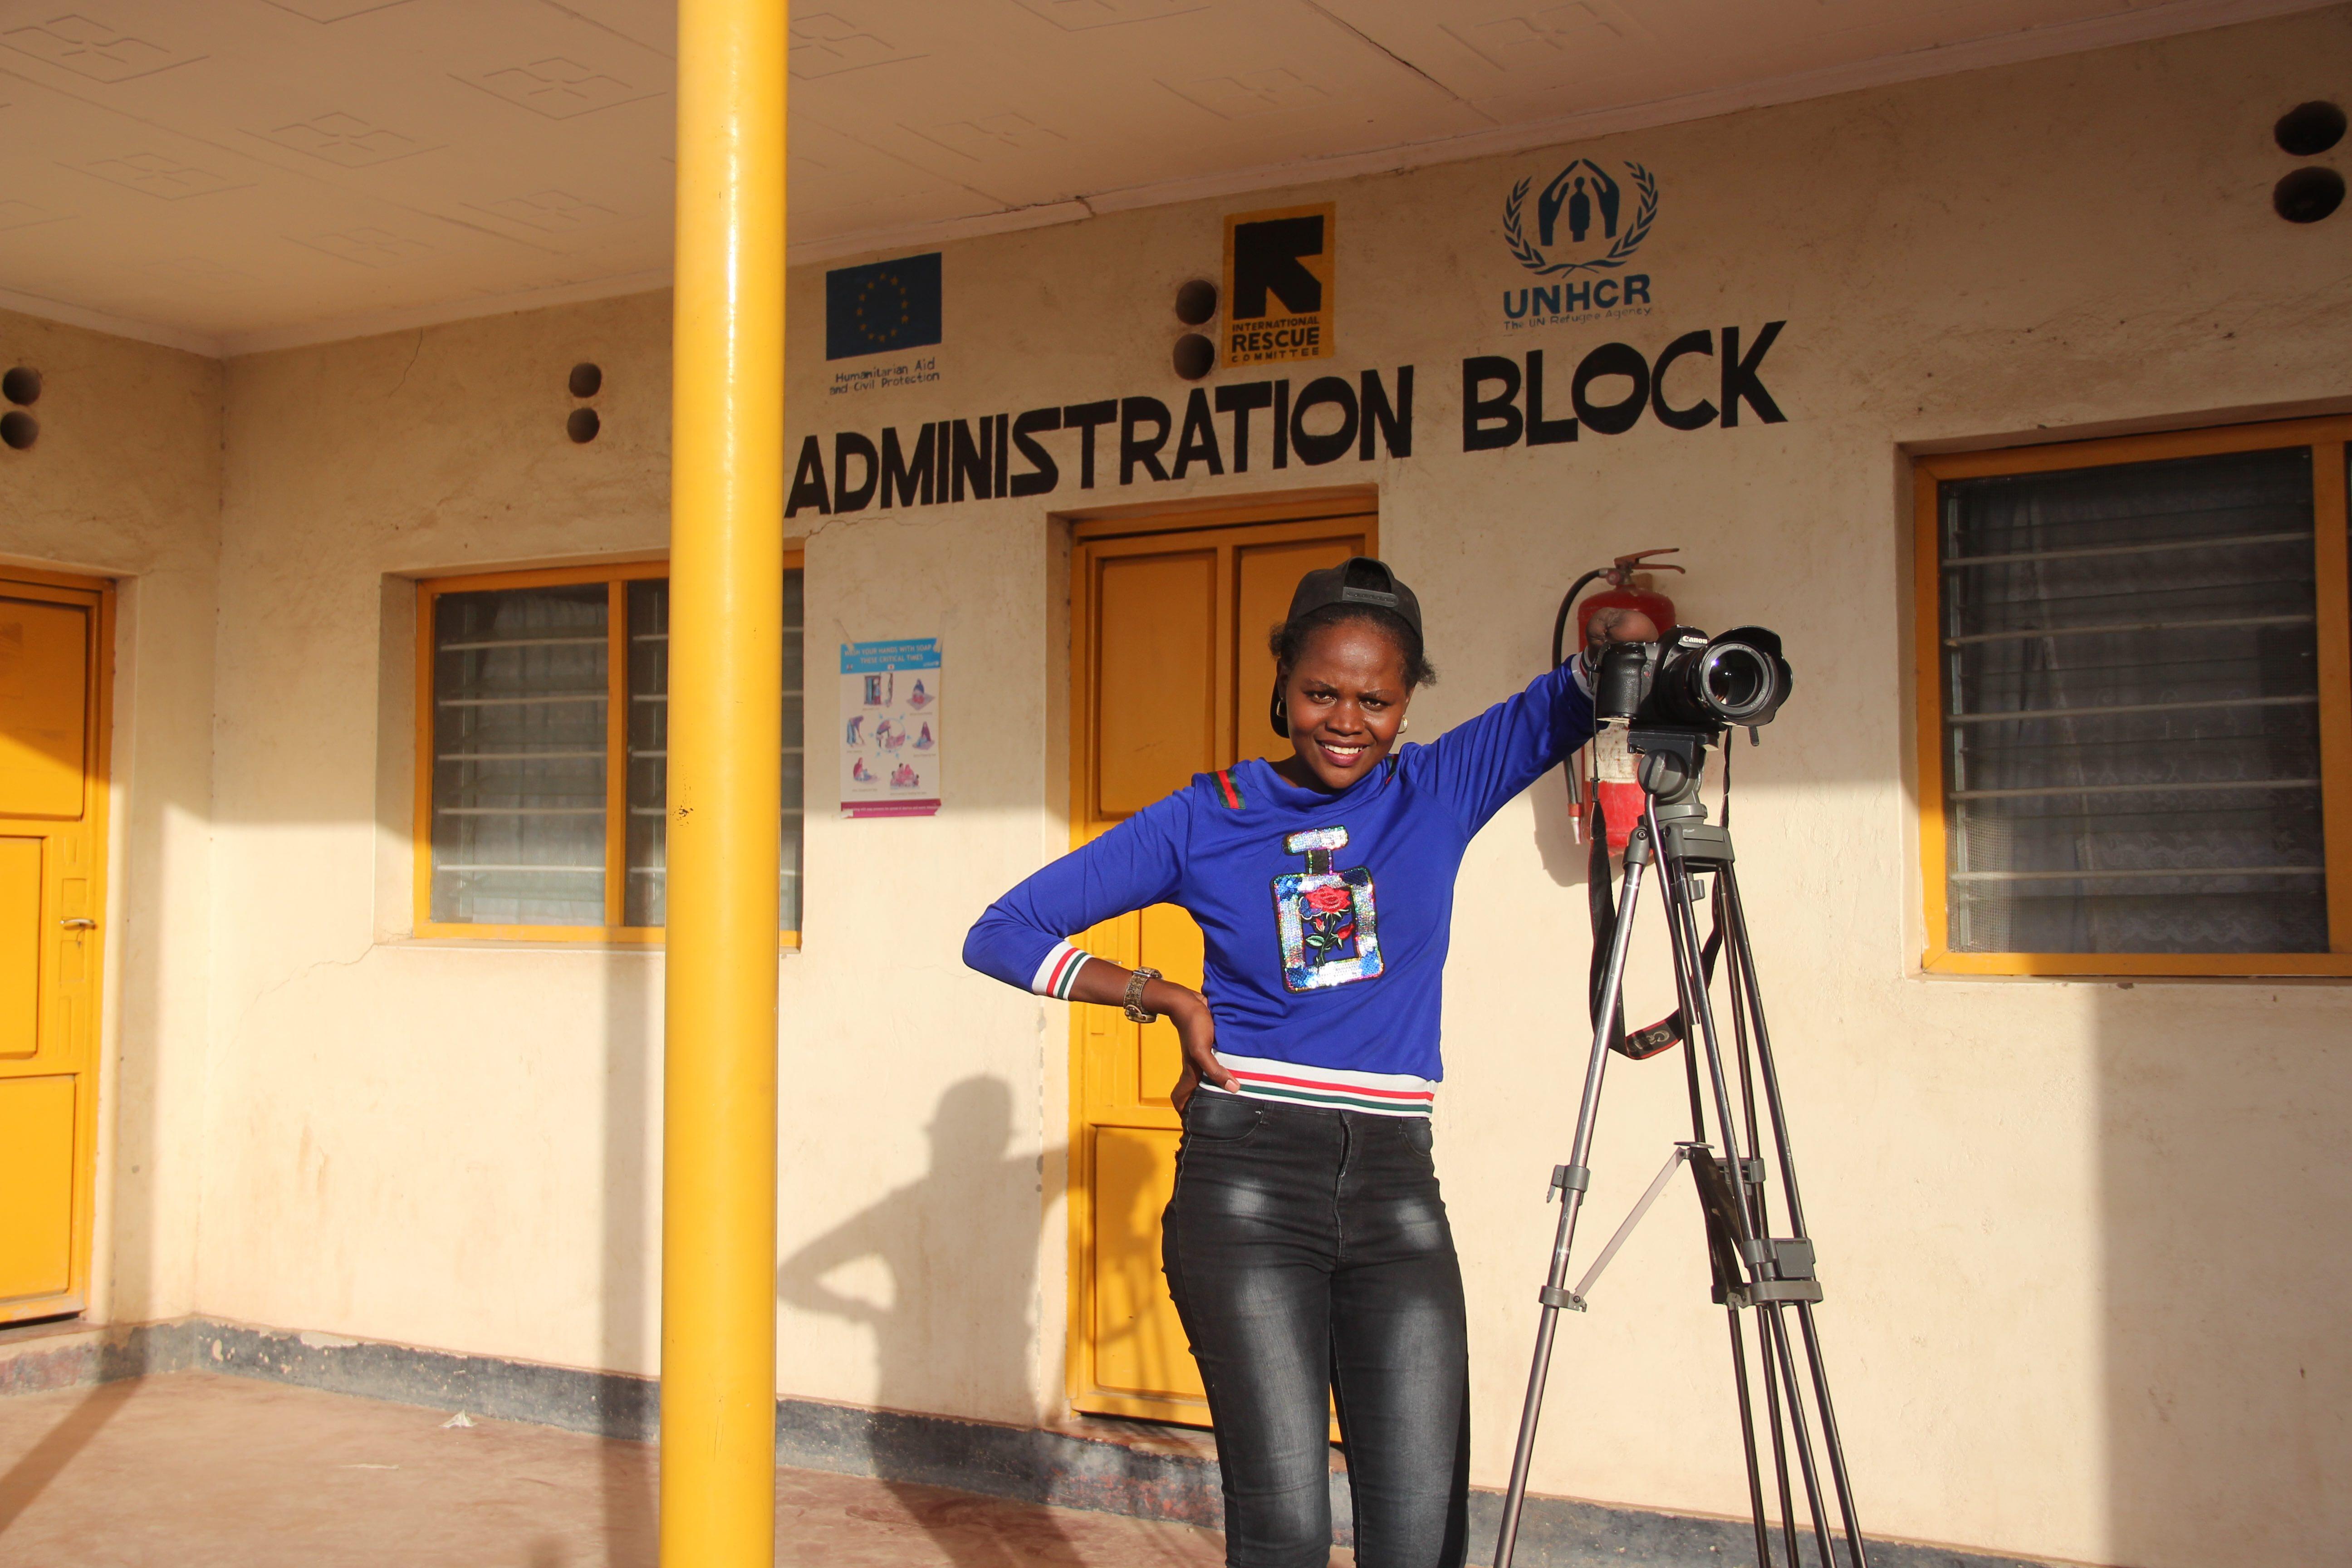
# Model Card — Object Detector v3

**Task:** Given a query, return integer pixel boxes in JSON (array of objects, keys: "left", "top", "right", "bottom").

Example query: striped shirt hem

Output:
[
  {"left": 1207, "top": 1053, "right": 1435, "bottom": 1118},
  {"left": 1029, "top": 941, "right": 1092, "bottom": 1000}
]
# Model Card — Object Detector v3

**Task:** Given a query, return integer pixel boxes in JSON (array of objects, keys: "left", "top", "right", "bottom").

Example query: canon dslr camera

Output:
[{"left": 1595, "top": 626, "right": 1793, "bottom": 731}]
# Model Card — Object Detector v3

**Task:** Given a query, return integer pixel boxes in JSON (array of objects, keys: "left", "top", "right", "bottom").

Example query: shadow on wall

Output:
[
  {"left": 2099, "top": 986, "right": 2352, "bottom": 1568},
  {"left": 1529, "top": 763, "right": 1592, "bottom": 891},
  {"left": 778, "top": 1076, "right": 1067, "bottom": 1568}
]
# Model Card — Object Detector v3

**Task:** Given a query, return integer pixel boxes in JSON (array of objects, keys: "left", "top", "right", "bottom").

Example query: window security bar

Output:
[
  {"left": 628, "top": 806, "right": 808, "bottom": 816},
  {"left": 1946, "top": 694, "right": 2317, "bottom": 724},
  {"left": 1950, "top": 865, "right": 2325, "bottom": 882},
  {"left": 437, "top": 693, "right": 606, "bottom": 707},
  {"left": 1940, "top": 529, "right": 2308, "bottom": 569},
  {"left": 625, "top": 748, "right": 805, "bottom": 759},
  {"left": 437, "top": 863, "right": 603, "bottom": 873},
  {"left": 438, "top": 636, "right": 608, "bottom": 651},
  {"left": 1949, "top": 777, "right": 2320, "bottom": 801},
  {"left": 436, "top": 806, "right": 605, "bottom": 815},
  {"left": 1941, "top": 613, "right": 2315, "bottom": 647},
  {"left": 438, "top": 750, "right": 608, "bottom": 761},
  {"left": 630, "top": 626, "right": 804, "bottom": 642},
  {"left": 628, "top": 867, "right": 804, "bottom": 877}
]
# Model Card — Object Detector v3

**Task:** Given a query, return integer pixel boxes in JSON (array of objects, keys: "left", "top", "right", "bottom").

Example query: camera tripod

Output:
[{"left": 1494, "top": 726, "right": 1868, "bottom": 1568}]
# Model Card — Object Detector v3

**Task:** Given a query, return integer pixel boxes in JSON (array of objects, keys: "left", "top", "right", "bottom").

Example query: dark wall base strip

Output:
[{"left": 0, "top": 1317, "right": 2053, "bottom": 1568}]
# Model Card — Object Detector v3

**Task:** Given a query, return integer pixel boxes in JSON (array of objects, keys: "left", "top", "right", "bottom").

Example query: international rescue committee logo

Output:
[
  {"left": 1499, "top": 153, "right": 1658, "bottom": 331},
  {"left": 1223, "top": 202, "right": 1335, "bottom": 366}
]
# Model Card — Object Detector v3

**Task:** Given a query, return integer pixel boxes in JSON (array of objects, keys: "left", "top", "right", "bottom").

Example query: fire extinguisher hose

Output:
[{"left": 1557, "top": 566, "right": 1720, "bottom": 1062}]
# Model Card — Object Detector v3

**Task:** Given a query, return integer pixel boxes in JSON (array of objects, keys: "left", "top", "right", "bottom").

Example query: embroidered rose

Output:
[{"left": 1300, "top": 883, "right": 1357, "bottom": 963}]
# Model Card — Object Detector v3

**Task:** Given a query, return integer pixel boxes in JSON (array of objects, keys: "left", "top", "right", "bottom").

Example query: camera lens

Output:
[{"left": 1699, "top": 643, "right": 1776, "bottom": 721}]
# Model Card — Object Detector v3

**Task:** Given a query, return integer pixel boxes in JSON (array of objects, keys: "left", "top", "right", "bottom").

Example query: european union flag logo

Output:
[{"left": 825, "top": 252, "right": 941, "bottom": 361}]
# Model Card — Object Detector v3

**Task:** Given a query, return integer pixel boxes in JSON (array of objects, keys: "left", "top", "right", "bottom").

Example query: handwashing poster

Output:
[{"left": 840, "top": 638, "right": 941, "bottom": 818}]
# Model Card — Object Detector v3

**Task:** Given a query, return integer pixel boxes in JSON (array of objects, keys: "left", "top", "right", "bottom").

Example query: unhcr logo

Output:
[
  {"left": 1500, "top": 155, "right": 1658, "bottom": 330},
  {"left": 1504, "top": 157, "right": 1657, "bottom": 274}
]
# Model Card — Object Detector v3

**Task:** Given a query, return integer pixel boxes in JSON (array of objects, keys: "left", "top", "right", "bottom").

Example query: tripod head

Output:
[{"left": 1624, "top": 725, "right": 1720, "bottom": 813}]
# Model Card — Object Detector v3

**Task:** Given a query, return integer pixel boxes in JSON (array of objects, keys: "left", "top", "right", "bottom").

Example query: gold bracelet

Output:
[{"left": 1123, "top": 966, "right": 1161, "bottom": 1024}]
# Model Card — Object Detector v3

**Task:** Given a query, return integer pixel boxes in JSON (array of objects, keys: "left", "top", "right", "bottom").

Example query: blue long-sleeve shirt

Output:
[{"left": 963, "top": 662, "right": 1595, "bottom": 1114}]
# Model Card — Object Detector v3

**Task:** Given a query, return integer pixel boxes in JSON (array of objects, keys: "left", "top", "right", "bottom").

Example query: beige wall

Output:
[
  {"left": 0, "top": 307, "right": 220, "bottom": 1328},
  {"left": 202, "top": 294, "right": 676, "bottom": 1372},
  {"left": 0, "top": 9, "right": 2345, "bottom": 1568}
]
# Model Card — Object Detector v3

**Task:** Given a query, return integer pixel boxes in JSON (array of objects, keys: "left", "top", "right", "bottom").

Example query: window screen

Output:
[
  {"left": 1936, "top": 446, "right": 2323, "bottom": 954},
  {"left": 426, "top": 567, "right": 805, "bottom": 935},
  {"left": 623, "top": 570, "right": 805, "bottom": 931},
  {"left": 430, "top": 583, "right": 610, "bottom": 926}
]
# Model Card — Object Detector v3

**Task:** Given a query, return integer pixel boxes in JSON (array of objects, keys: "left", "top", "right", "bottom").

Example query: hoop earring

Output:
[{"left": 1270, "top": 695, "right": 1289, "bottom": 738}]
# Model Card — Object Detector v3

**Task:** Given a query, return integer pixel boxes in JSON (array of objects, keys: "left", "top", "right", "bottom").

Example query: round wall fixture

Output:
[
  {"left": 2, "top": 366, "right": 39, "bottom": 405},
  {"left": 1173, "top": 333, "right": 1215, "bottom": 380},
  {"left": 1174, "top": 279, "right": 1218, "bottom": 325},
  {"left": 2274, "top": 100, "right": 2346, "bottom": 157},
  {"left": 2274, "top": 166, "right": 2345, "bottom": 223},
  {"left": 1, "top": 410, "right": 38, "bottom": 450},
  {"left": 567, "top": 407, "right": 601, "bottom": 443},
  {"left": 568, "top": 362, "right": 603, "bottom": 398}
]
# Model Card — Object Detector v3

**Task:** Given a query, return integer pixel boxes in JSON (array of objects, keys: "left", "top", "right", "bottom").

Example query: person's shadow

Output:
[{"left": 779, "top": 1077, "right": 1078, "bottom": 1566}]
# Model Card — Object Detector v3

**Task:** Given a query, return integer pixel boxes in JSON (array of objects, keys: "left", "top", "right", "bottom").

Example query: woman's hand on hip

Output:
[
  {"left": 1159, "top": 983, "right": 1231, "bottom": 1113},
  {"left": 1062, "top": 959, "right": 1234, "bottom": 1112}
]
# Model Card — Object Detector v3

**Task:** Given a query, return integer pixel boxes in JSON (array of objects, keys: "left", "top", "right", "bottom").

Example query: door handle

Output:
[{"left": 59, "top": 917, "right": 96, "bottom": 930}]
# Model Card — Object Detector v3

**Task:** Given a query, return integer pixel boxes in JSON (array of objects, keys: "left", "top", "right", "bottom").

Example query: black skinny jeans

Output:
[{"left": 1163, "top": 1092, "right": 1470, "bottom": 1568}]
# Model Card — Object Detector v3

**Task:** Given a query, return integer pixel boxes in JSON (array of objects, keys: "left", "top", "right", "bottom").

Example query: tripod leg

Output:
[
  {"left": 1722, "top": 867, "right": 1868, "bottom": 1568},
  {"left": 1796, "top": 1303, "right": 1871, "bottom": 1568},
  {"left": 1759, "top": 1308, "right": 1801, "bottom": 1568},
  {"left": 1494, "top": 850, "right": 1651, "bottom": 1568},
  {"left": 1722, "top": 901, "right": 1799, "bottom": 1568},
  {"left": 1719, "top": 867, "right": 1811, "bottom": 1236},
  {"left": 1764, "top": 1302, "right": 1838, "bottom": 1568},
  {"left": 1725, "top": 1308, "right": 1773, "bottom": 1568},
  {"left": 1656, "top": 850, "right": 1760, "bottom": 1262}
]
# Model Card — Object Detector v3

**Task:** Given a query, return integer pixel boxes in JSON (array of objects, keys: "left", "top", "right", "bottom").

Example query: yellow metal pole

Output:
[{"left": 663, "top": 1, "right": 784, "bottom": 1564}]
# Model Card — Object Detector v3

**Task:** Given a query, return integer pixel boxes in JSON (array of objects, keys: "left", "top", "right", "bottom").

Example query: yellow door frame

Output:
[
  {"left": 1064, "top": 498, "right": 1376, "bottom": 1425},
  {"left": 0, "top": 565, "right": 114, "bottom": 1326}
]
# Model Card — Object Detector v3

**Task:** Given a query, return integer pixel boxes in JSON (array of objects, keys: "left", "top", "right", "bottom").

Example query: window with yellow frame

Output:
[
  {"left": 412, "top": 558, "right": 806, "bottom": 943},
  {"left": 1914, "top": 416, "right": 2352, "bottom": 976}
]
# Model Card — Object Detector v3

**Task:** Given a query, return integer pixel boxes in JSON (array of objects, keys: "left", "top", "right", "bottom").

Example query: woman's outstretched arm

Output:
[
  {"left": 1416, "top": 611, "right": 1654, "bottom": 834},
  {"left": 1415, "top": 658, "right": 1598, "bottom": 834}
]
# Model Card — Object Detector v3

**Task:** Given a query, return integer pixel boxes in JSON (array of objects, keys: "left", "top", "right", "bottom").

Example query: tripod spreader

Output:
[{"left": 1493, "top": 735, "right": 1869, "bottom": 1568}]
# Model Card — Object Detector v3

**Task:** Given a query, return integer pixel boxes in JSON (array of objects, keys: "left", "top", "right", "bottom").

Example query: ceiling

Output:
[{"left": 0, "top": 0, "right": 2326, "bottom": 355}]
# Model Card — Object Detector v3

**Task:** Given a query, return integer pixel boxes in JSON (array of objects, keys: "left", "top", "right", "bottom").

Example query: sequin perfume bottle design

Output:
[{"left": 1272, "top": 827, "right": 1383, "bottom": 993}]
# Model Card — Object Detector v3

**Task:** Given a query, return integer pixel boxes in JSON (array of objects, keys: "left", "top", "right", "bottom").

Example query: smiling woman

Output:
[{"left": 962, "top": 556, "right": 1655, "bottom": 1568}]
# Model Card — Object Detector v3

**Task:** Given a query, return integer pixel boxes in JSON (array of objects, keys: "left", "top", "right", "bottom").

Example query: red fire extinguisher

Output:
[{"left": 1554, "top": 549, "right": 1683, "bottom": 852}]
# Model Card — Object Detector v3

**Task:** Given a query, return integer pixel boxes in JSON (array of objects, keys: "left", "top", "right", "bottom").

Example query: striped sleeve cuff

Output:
[{"left": 1029, "top": 941, "right": 1094, "bottom": 1000}]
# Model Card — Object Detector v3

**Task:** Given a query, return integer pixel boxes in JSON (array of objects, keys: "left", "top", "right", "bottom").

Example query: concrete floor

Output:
[{"left": 0, "top": 1373, "right": 1263, "bottom": 1567}]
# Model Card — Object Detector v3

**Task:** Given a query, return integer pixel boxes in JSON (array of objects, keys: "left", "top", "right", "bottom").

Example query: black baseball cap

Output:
[
  {"left": 1271, "top": 557, "right": 1423, "bottom": 738},
  {"left": 1284, "top": 556, "right": 1422, "bottom": 640}
]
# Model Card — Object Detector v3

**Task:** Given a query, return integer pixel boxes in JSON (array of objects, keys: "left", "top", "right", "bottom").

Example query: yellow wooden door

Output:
[
  {"left": 1068, "top": 507, "right": 1372, "bottom": 1422},
  {"left": 0, "top": 572, "right": 110, "bottom": 1324}
]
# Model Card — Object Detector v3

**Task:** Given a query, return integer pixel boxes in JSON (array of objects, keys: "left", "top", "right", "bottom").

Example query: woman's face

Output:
[{"left": 1279, "top": 618, "right": 1412, "bottom": 791}]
